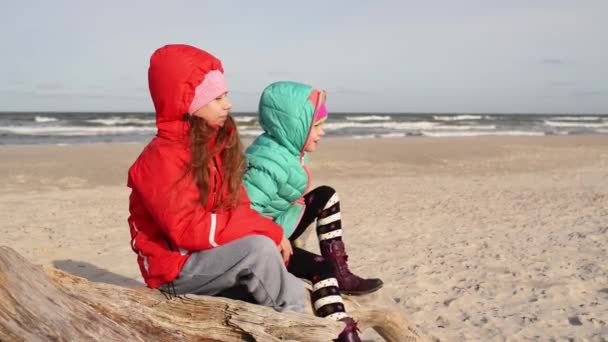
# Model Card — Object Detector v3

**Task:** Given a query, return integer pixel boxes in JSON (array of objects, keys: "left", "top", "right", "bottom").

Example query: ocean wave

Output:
[
  {"left": 0, "top": 125, "right": 156, "bottom": 136},
  {"left": 432, "top": 115, "right": 483, "bottom": 121},
  {"left": 432, "top": 125, "right": 496, "bottom": 131},
  {"left": 35, "top": 116, "right": 59, "bottom": 123},
  {"left": 345, "top": 115, "right": 392, "bottom": 121},
  {"left": 379, "top": 133, "right": 407, "bottom": 138},
  {"left": 544, "top": 120, "right": 608, "bottom": 128},
  {"left": 239, "top": 128, "right": 264, "bottom": 137},
  {"left": 351, "top": 134, "right": 377, "bottom": 139},
  {"left": 234, "top": 116, "right": 257, "bottom": 123},
  {"left": 323, "top": 121, "right": 438, "bottom": 130},
  {"left": 421, "top": 130, "right": 545, "bottom": 138},
  {"left": 87, "top": 117, "right": 156, "bottom": 126},
  {"left": 547, "top": 116, "right": 602, "bottom": 121},
  {"left": 323, "top": 121, "right": 496, "bottom": 131}
]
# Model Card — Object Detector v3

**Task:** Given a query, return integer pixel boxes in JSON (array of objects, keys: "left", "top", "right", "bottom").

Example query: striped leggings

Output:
[{"left": 287, "top": 186, "right": 347, "bottom": 320}]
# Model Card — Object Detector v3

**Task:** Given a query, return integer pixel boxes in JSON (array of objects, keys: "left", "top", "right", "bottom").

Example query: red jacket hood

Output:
[{"left": 148, "top": 44, "right": 224, "bottom": 142}]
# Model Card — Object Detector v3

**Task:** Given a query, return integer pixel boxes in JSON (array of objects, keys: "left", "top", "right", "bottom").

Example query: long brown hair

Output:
[{"left": 189, "top": 115, "right": 245, "bottom": 210}]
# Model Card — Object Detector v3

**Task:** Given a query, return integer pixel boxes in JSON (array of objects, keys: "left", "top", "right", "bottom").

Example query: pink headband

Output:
[
  {"left": 188, "top": 70, "right": 228, "bottom": 114},
  {"left": 314, "top": 103, "right": 328, "bottom": 125}
]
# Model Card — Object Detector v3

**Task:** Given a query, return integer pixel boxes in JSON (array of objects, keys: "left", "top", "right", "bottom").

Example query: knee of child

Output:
[
  {"left": 242, "top": 234, "right": 278, "bottom": 259},
  {"left": 317, "top": 185, "right": 336, "bottom": 195}
]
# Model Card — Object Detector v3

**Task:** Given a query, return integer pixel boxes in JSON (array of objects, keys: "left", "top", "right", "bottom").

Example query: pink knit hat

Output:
[
  {"left": 308, "top": 89, "right": 328, "bottom": 125},
  {"left": 188, "top": 70, "right": 228, "bottom": 114},
  {"left": 314, "top": 103, "right": 328, "bottom": 125}
]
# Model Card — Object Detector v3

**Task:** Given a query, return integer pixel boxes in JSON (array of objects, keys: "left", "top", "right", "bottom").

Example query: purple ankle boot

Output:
[
  {"left": 321, "top": 240, "right": 384, "bottom": 295},
  {"left": 335, "top": 317, "right": 361, "bottom": 342}
]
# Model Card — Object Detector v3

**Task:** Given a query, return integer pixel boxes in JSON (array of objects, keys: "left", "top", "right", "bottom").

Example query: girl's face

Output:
[
  {"left": 304, "top": 123, "right": 325, "bottom": 152},
  {"left": 192, "top": 93, "right": 232, "bottom": 127}
]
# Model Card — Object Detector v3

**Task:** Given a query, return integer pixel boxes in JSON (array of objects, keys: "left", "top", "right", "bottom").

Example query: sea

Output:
[{"left": 1, "top": 112, "right": 608, "bottom": 145}]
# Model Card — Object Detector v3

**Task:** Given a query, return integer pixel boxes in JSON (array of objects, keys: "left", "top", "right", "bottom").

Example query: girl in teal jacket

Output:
[{"left": 244, "top": 82, "right": 383, "bottom": 338}]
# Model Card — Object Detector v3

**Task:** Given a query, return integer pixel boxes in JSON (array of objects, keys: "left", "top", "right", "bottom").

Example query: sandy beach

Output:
[{"left": 1, "top": 135, "right": 607, "bottom": 341}]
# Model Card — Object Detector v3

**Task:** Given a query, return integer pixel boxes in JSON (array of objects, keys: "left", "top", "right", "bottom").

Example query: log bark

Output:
[{"left": 0, "top": 246, "right": 431, "bottom": 341}]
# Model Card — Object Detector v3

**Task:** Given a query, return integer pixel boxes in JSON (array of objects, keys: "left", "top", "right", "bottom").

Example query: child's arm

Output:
[
  {"left": 244, "top": 164, "right": 302, "bottom": 238},
  {"left": 243, "top": 167, "right": 281, "bottom": 213}
]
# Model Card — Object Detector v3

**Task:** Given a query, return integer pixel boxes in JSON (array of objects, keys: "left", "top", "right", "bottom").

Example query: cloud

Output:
[
  {"left": 1, "top": 89, "right": 144, "bottom": 101},
  {"left": 117, "top": 74, "right": 136, "bottom": 82},
  {"left": 6, "top": 80, "right": 25, "bottom": 87},
  {"left": 35, "top": 82, "right": 65, "bottom": 90},
  {"left": 540, "top": 58, "right": 570, "bottom": 66},
  {"left": 571, "top": 90, "right": 607, "bottom": 97},
  {"left": 549, "top": 81, "right": 575, "bottom": 87}
]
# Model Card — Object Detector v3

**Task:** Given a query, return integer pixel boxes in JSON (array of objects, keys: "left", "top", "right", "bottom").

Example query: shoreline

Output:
[{"left": 1, "top": 132, "right": 608, "bottom": 146}]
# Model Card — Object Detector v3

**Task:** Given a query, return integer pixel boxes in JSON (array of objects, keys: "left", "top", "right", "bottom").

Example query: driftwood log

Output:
[{"left": 0, "top": 246, "right": 431, "bottom": 341}]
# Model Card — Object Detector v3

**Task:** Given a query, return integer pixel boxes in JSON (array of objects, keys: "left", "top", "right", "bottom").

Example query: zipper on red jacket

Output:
[
  {"left": 208, "top": 157, "right": 220, "bottom": 248},
  {"left": 210, "top": 157, "right": 219, "bottom": 211}
]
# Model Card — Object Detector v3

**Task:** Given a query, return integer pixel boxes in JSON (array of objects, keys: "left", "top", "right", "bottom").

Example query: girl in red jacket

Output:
[{"left": 127, "top": 44, "right": 304, "bottom": 313}]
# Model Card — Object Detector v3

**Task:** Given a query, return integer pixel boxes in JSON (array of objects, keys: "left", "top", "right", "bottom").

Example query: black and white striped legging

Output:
[{"left": 287, "top": 186, "right": 347, "bottom": 320}]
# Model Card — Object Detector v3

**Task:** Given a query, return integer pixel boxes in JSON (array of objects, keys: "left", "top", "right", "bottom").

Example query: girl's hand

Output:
[{"left": 278, "top": 236, "right": 293, "bottom": 264}]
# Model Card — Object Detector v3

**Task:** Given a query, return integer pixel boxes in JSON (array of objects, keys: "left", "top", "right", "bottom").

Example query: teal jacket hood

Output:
[{"left": 258, "top": 81, "right": 317, "bottom": 155}]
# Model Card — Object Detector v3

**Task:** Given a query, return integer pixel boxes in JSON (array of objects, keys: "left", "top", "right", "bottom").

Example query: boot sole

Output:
[{"left": 341, "top": 283, "right": 384, "bottom": 296}]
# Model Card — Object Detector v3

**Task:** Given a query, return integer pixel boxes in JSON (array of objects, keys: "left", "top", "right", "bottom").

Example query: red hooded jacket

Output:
[{"left": 127, "top": 45, "right": 283, "bottom": 289}]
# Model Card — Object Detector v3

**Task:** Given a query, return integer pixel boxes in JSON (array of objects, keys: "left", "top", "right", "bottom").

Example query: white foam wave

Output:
[
  {"left": 547, "top": 116, "right": 602, "bottom": 121},
  {"left": 432, "top": 115, "right": 483, "bottom": 121},
  {"left": 345, "top": 115, "right": 392, "bottom": 121},
  {"left": 234, "top": 116, "right": 257, "bottom": 123},
  {"left": 87, "top": 117, "right": 155, "bottom": 125},
  {"left": 379, "top": 133, "right": 407, "bottom": 138},
  {"left": 432, "top": 125, "right": 496, "bottom": 131},
  {"left": 323, "top": 121, "right": 438, "bottom": 130},
  {"left": 544, "top": 120, "right": 608, "bottom": 128},
  {"left": 35, "top": 116, "right": 58, "bottom": 123},
  {"left": 239, "top": 129, "right": 264, "bottom": 137},
  {"left": 0, "top": 125, "right": 156, "bottom": 136},
  {"left": 351, "top": 134, "right": 377, "bottom": 139},
  {"left": 421, "top": 130, "right": 545, "bottom": 138},
  {"left": 323, "top": 121, "right": 496, "bottom": 131}
]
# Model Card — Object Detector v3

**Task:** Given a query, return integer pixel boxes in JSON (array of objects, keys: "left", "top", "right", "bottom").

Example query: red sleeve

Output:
[
  {"left": 219, "top": 186, "right": 283, "bottom": 245},
  {"left": 129, "top": 146, "right": 220, "bottom": 251}
]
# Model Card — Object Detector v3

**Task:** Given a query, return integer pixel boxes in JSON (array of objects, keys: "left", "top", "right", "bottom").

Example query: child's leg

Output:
[
  {"left": 305, "top": 186, "right": 384, "bottom": 296},
  {"left": 288, "top": 187, "right": 329, "bottom": 241},
  {"left": 287, "top": 247, "right": 362, "bottom": 341},
  {"left": 287, "top": 247, "right": 348, "bottom": 320},
  {"left": 164, "top": 235, "right": 306, "bottom": 313},
  {"left": 289, "top": 186, "right": 342, "bottom": 243},
  {"left": 311, "top": 186, "right": 343, "bottom": 245}
]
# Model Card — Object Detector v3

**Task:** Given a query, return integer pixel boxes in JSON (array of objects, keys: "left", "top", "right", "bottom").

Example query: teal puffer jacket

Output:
[{"left": 244, "top": 81, "right": 320, "bottom": 237}]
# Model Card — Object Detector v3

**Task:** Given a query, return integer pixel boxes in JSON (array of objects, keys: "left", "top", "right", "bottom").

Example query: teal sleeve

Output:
[
  {"left": 275, "top": 203, "right": 304, "bottom": 238},
  {"left": 243, "top": 167, "right": 279, "bottom": 216}
]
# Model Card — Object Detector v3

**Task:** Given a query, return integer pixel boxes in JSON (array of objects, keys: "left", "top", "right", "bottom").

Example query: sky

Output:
[{"left": 1, "top": 0, "right": 607, "bottom": 114}]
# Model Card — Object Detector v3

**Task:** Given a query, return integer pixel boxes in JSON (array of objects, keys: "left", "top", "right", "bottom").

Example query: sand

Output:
[{"left": 1, "top": 135, "right": 607, "bottom": 341}]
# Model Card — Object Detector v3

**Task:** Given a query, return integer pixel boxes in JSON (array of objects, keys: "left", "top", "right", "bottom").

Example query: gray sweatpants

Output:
[{"left": 165, "top": 235, "right": 306, "bottom": 313}]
